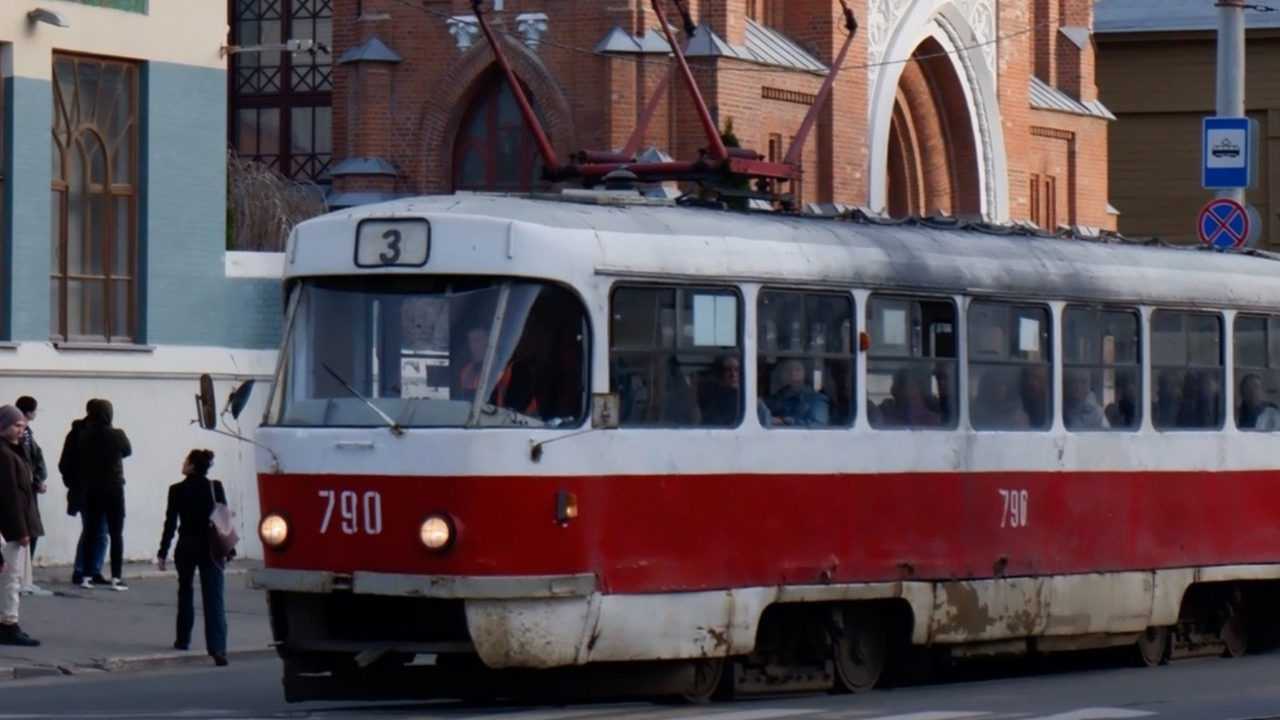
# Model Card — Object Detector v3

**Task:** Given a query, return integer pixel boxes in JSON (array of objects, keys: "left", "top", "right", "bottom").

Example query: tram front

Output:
[{"left": 246, "top": 213, "right": 604, "bottom": 701}]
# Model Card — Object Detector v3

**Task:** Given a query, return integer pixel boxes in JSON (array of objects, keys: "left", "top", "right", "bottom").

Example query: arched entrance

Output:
[
  {"left": 886, "top": 38, "right": 981, "bottom": 218},
  {"left": 451, "top": 69, "right": 546, "bottom": 192}
]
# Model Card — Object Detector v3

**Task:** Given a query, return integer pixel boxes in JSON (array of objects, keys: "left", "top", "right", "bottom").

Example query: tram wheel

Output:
[
  {"left": 1221, "top": 612, "right": 1248, "bottom": 658},
  {"left": 1132, "top": 626, "right": 1169, "bottom": 667},
  {"left": 679, "top": 657, "right": 727, "bottom": 703},
  {"left": 833, "top": 607, "right": 886, "bottom": 694}
]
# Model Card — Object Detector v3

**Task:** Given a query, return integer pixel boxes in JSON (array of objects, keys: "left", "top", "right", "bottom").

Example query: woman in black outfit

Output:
[{"left": 156, "top": 449, "right": 230, "bottom": 666}]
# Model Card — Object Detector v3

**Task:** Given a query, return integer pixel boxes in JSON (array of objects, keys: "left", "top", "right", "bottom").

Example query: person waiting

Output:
[
  {"left": 1237, "top": 373, "right": 1280, "bottom": 431},
  {"left": 765, "top": 358, "right": 829, "bottom": 427},
  {"left": 1062, "top": 369, "right": 1109, "bottom": 430},
  {"left": 878, "top": 366, "right": 942, "bottom": 427}
]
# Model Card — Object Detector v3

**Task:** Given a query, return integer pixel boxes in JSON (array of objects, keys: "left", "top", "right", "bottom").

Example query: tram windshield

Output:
[{"left": 265, "top": 277, "right": 588, "bottom": 429}]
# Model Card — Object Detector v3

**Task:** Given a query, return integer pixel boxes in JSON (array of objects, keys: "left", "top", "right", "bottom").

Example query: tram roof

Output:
[{"left": 291, "top": 193, "right": 1280, "bottom": 311}]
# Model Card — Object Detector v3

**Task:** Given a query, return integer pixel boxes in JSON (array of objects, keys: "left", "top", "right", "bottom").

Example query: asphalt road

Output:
[{"left": 1, "top": 651, "right": 1279, "bottom": 720}]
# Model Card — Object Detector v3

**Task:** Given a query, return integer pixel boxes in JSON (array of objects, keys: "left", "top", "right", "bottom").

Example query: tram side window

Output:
[
  {"left": 1062, "top": 306, "right": 1141, "bottom": 431},
  {"left": 968, "top": 301, "right": 1052, "bottom": 430},
  {"left": 866, "top": 295, "right": 957, "bottom": 429},
  {"left": 609, "top": 285, "right": 741, "bottom": 427},
  {"left": 757, "top": 290, "right": 854, "bottom": 428},
  {"left": 1151, "top": 310, "right": 1223, "bottom": 430},
  {"left": 1232, "top": 314, "right": 1280, "bottom": 431}
]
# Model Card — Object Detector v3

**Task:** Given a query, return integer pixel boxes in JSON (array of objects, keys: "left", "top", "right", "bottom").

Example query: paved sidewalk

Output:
[{"left": 0, "top": 560, "right": 275, "bottom": 680}]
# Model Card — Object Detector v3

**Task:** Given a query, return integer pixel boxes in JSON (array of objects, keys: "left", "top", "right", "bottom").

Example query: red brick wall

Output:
[{"left": 331, "top": 0, "right": 1110, "bottom": 227}]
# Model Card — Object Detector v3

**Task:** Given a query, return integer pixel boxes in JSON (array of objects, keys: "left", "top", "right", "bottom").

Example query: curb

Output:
[
  {"left": 0, "top": 664, "right": 74, "bottom": 680},
  {"left": 96, "top": 647, "right": 278, "bottom": 672},
  {"left": 0, "top": 648, "right": 278, "bottom": 681}
]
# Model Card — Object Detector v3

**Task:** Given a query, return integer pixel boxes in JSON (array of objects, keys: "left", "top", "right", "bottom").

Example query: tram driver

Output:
[{"left": 458, "top": 326, "right": 537, "bottom": 415}]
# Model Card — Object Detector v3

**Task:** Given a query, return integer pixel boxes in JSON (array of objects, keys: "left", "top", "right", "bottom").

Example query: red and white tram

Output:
[{"left": 242, "top": 191, "right": 1280, "bottom": 702}]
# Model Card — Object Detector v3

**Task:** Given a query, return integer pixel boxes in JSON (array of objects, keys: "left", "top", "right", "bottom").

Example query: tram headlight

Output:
[
  {"left": 259, "top": 513, "right": 290, "bottom": 549},
  {"left": 419, "top": 513, "right": 455, "bottom": 552}
]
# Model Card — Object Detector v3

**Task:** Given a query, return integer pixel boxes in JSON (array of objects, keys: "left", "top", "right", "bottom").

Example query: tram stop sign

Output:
[{"left": 1198, "top": 197, "right": 1260, "bottom": 249}]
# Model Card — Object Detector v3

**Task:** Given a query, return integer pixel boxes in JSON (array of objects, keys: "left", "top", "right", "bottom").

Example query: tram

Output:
[{"left": 238, "top": 190, "right": 1280, "bottom": 702}]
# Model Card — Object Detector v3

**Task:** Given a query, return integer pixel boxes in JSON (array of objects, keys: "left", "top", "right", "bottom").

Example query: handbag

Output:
[{"left": 208, "top": 480, "right": 239, "bottom": 559}]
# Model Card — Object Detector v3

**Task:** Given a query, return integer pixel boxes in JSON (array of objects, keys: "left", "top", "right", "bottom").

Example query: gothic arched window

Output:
[{"left": 452, "top": 72, "right": 545, "bottom": 192}]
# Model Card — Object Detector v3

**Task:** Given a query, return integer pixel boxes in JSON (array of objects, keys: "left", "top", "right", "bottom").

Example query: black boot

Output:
[{"left": 0, "top": 624, "right": 40, "bottom": 646}]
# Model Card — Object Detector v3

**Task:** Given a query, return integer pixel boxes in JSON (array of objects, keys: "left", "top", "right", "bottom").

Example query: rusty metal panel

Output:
[
  {"left": 466, "top": 597, "right": 595, "bottom": 669},
  {"left": 930, "top": 577, "right": 1049, "bottom": 643},
  {"left": 581, "top": 588, "right": 774, "bottom": 663}
]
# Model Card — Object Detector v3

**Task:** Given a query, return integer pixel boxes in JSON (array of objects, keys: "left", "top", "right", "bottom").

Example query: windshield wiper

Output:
[{"left": 322, "top": 363, "right": 406, "bottom": 437}]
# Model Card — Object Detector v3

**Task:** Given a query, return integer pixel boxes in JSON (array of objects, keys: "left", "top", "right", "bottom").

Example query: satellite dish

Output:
[
  {"left": 228, "top": 380, "right": 256, "bottom": 420},
  {"left": 197, "top": 374, "right": 217, "bottom": 430}
]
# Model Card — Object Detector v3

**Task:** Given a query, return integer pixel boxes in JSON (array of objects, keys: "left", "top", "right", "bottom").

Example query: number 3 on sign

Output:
[
  {"left": 354, "top": 219, "right": 431, "bottom": 268},
  {"left": 999, "top": 489, "right": 1028, "bottom": 528}
]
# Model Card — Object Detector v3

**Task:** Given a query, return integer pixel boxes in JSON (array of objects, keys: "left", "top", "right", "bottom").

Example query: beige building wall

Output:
[{"left": 1097, "top": 32, "right": 1280, "bottom": 248}]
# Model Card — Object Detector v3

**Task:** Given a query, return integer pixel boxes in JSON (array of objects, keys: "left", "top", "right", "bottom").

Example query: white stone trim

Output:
[
  {"left": 226, "top": 251, "right": 285, "bottom": 279},
  {"left": 516, "top": 13, "right": 549, "bottom": 51},
  {"left": 447, "top": 15, "right": 481, "bottom": 51},
  {"left": 866, "top": 0, "right": 1008, "bottom": 221}
]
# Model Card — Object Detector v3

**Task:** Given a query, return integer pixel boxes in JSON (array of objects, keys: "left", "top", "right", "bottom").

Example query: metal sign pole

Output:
[{"left": 1216, "top": 0, "right": 1246, "bottom": 206}]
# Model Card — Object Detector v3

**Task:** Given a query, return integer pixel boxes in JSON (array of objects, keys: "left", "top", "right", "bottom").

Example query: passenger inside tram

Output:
[
  {"left": 1176, "top": 371, "right": 1222, "bottom": 429},
  {"left": 1105, "top": 372, "right": 1139, "bottom": 428},
  {"left": 878, "top": 365, "right": 942, "bottom": 427},
  {"left": 1019, "top": 364, "right": 1051, "bottom": 429},
  {"left": 928, "top": 363, "right": 954, "bottom": 425},
  {"left": 765, "top": 358, "right": 830, "bottom": 427},
  {"left": 1062, "top": 369, "right": 1109, "bottom": 430},
  {"left": 1153, "top": 369, "right": 1185, "bottom": 427},
  {"left": 699, "top": 355, "right": 772, "bottom": 427},
  {"left": 971, "top": 367, "right": 1030, "bottom": 430},
  {"left": 1237, "top": 373, "right": 1280, "bottom": 431}
]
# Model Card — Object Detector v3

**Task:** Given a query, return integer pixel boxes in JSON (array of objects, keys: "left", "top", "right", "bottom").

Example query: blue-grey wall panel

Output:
[
  {"left": 143, "top": 62, "right": 281, "bottom": 349},
  {"left": 7, "top": 76, "right": 53, "bottom": 340}
]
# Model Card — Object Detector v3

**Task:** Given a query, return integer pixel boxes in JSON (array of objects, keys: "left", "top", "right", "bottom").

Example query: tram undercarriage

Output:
[{"left": 268, "top": 580, "right": 1280, "bottom": 703}]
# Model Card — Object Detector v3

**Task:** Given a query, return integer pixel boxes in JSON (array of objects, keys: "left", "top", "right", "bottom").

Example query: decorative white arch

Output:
[{"left": 866, "top": 0, "right": 1009, "bottom": 221}]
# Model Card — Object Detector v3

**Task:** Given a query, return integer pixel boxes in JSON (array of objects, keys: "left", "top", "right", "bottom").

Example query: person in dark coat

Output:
[
  {"left": 59, "top": 400, "right": 108, "bottom": 586},
  {"left": 14, "top": 396, "right": 48, "bottom": 596},
  {"left": 156, "top": 449, "right": 229, "bottom": 666},
  {"left": 76, "top": 399, "right": 132, "bottom": 590},
  {"left": 0, "top": 405, "right": 40, "bottom": 646}
]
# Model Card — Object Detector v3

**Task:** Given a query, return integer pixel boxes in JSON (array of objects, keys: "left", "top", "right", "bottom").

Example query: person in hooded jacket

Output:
[
  {"left": 0, "top": 405, "right": 40, "bottom": 645},
  {"left": 59, "top": 399, "right": 109, "bottom": 586},
  {"left": 156, "top": 449, "right": 230, "bottom": 666},
  {"left": 76, "top": 399, "right": 132, "bottom": 590}
]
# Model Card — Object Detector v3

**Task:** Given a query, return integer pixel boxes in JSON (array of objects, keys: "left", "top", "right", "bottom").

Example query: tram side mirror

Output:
[
  {"left": 226, "top": 379, "right": 256, "bottom": 420},
  {"left": 592, "top": 393, "right": 620, "bottom": 429},
  {"left": 196, "top": 374, "right": 217, "bottom": 430}
]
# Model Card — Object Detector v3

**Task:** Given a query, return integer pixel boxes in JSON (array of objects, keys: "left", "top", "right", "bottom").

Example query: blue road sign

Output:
[
  {"left": 1198, "top": 198, "right": 1250, "bottom": 249},
  {"left": 1203, "top": 117, "right": 1255, "bottom": 189}
]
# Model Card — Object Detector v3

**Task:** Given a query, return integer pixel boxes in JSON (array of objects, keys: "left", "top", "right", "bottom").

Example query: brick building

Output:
[{"left": 272, "top": 0, "right": 1116, "bottom": 228}]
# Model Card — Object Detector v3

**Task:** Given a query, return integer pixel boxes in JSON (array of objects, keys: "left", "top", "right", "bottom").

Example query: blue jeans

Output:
[
  {"left": 73, "top": 514, "right": 108, "bottom": 578},
  {"left": 175, "top": 554, "right": 226, "bottom": 656}
]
